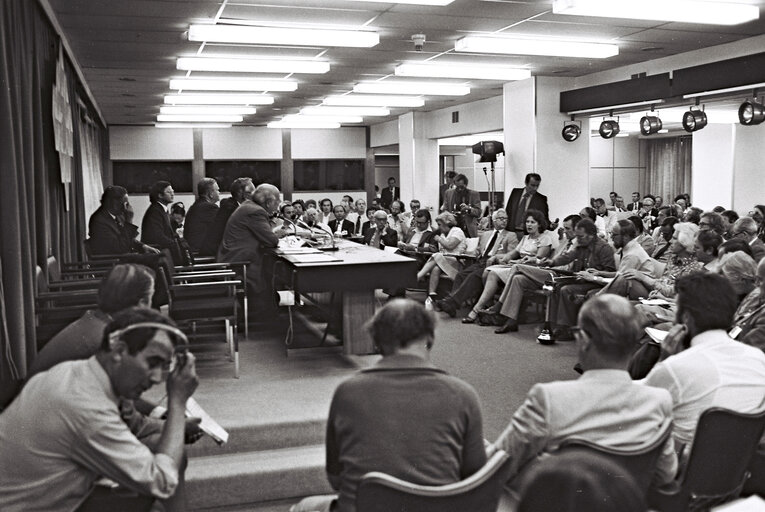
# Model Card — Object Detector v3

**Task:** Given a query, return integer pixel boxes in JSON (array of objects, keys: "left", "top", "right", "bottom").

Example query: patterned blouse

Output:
[{"left": 653, "top": 254, "right": 705, "bottom": 297}]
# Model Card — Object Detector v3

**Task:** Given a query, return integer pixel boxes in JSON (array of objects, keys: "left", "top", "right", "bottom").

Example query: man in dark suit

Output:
[
  {"left": 218, "top": 184, "right": 280, "bottom": 294},
  {"left": 732, "top": 217, "right": 765, "bottom": 263},
  {"left": 199, "top": 177, "right": 254, "bottom": 256},
  {"left": 441, "top": 174, "right": 481, "bottom": 237},
  {"left": 505, "top": 172, "right": 550, "bottom": 239},
  {"left": 141, "top": 181, "right": 177, "bottom": 250},
  {"left": 627, "top": 191, "right": 642, "bottom": 211},
  {"left": 328, "top": 204, "right": 354, "bottom": 238},
  {"left": 380, "top": 177, "right": 400, "bottom": 210},
  {"left": 184, "top": 177, "right": 220, "bottom": 253},
  {"left": 439, "top": 171, "right": 456, "bottom": 208},
  {"left": 363, "top": 210, "right": 398, "bottom": 249},
  {"left": 88, "top": 186, "right": 158, "bottom": 256}
]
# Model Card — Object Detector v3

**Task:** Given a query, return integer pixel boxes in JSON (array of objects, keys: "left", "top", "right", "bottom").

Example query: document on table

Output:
[
  {"left": 279, "top": 247, "right": 321, "bottom": 254},
  {"left": 645, "top": 327, "right": 669, "bottom": 345},
  {"left": 639, "top": 298, "right": 674, "bottom": 307},
  {"left": 290, "top": 253, "right": 343, "bottom": 263}
]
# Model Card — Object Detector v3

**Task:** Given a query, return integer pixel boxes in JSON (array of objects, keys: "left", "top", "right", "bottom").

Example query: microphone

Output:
[
  {"left": 312, "top": 222, "right": 339, "bottom": 251},
  {"left": 274, "top": 213, "right": 298, "bottom": 235}
]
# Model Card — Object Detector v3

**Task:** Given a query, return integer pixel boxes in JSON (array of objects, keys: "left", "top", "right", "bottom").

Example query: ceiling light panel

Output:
[
  {"left": 552, "top": 0, "right": 759, "bottom": 26},
  {"left": 169, "top": 78, "right": 298, "bottom": 92},
  {"left": 455, "top": 36, "right": 619, "bottom": 58},
  {"left": 160, "top": 106, "right": 257, "bottom": 116},
  {"left": 354, "top": 81, "right": 470, "bottom": 96},
  {"left": 156, "top": 123, "right": 233, "bottom": 129},
  {"left": 324, "top": 95, "right": 425, "bottom": 107},
  {"left": 177, "top": 57, "right": 330, "bottom": 74},
  {"left": 268, "top": 120, "right": 340, "bottom": 129},
  {"left": 156, "top": 114, "right": 244, "bottom": 123},
  {"left": 164, "top": 94, "right": 274, "bottom": 105},
  {"left": 395, "top": 63, "right": 531, "bottom": 81},
  {"left": 348, "top": 0, "right": 454, "bottom": 4},
  {"left": 301, "top": 106, "right": 390, "bottom": 116},
  {"left": 282, "top": 114, "right": 363, "bottom": 123},
  {"left": 188, "top": 24, "right": 379, "bottom": 48}
]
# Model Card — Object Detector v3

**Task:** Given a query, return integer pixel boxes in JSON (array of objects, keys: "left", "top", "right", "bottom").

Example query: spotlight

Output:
[
  {"left": 561, "top": 120, "right": 581, "bottom": 142},
  {"left": 682, "top": 108, "right": 707, "bottom": 132},
  {"left": 739, "top": 99, "right": 765, "bottom": 126},
  {"left": 640, "top": 115, "right": 663, "bottom": 135},
  {"left": 599, "top": 119, "right": 620, "bottom": 139}
]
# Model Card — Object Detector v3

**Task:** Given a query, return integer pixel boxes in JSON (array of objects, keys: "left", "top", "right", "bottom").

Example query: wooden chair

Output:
[
  {"left": 556, "top": 418, "right": 673, "bottom": 495},
  {"left": 648, "top": 406, "right": 765, "bottom": 512},
  {"left": 355, "top": 449, "right": 512, "bottom": 512}
]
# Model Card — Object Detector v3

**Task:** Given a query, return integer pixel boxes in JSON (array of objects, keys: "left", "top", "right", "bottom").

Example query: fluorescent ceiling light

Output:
[
  {"left": 155, "top": 123, "right": 232, "bottom": 129},
  {"left": 177, "top": 57, "right": 329, "bottom": 74},
  {"left": 160, "top": 106, "right": 257, "bottom": 116},
  {"left": 568, "top": 99, "right": 663, "bottom": 115},
  {"left": 553, "top": 0, "right": 758, "bottom": 25},
  {"left": 157, "top": 114, "right": 243, "bottom": 123},
  {"left": 282, "top": 114, "right": 363, "bottom": 123},
  {"left": 683, "top": 81, "right": 765, "bottom": 99},
  {"left": 164, "top": 94, "right": 274, "bottom": 105},
  {"left": 348, "top": 0, "right": 454, "bottom": 4},
  {"left": 268, "top": 120, "right": 340, "bottom": 129},
  {"left": 302, "top": 106, "right": 390, "bottom": 116},
  {"left": 324, "top": 95, "right": 425, "bottom": 107},
  {"left": 354, "top": 81, "right": 469, "bottom": 96},
  {"left": 189, "top": 24, "right": 379, "bottom": 48},
  {"left": 170, "top": 78, "right": 297, "bottom": 92},
  {"left": 438, "top": 131, "right": 504, "bottom": 146},
  {"left": 395, "top": 63, "right": 531, "bottom": 81},
  {"left": 455, "top": 35, "right": 618, "bottom": 58}
]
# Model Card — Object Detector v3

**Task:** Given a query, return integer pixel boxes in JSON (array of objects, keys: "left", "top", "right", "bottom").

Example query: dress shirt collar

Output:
[
  {"left": 364, "top": 353, "right": 443, "bottom": 373},
  {"left": 690, "top": 329, "right": 731, "bottom": 348},
  {"left": 578, "top": 368, "right": 632, "bottom": 382},
  {"left": 87, "top": 355, "right": 119, "bottom": 405}
]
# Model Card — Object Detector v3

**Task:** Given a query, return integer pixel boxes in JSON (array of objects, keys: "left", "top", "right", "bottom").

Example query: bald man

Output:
[{"left": 218, "top": 184, "right": 280, "bottom": 294}]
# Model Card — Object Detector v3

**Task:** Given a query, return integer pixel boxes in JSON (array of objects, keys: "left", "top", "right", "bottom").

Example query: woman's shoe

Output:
[
  {"left": 461, "top": 316, "right": 476, "bottom": 324},
  {"left": 495, "top": 319, "right": 519, "bottom": 334}
]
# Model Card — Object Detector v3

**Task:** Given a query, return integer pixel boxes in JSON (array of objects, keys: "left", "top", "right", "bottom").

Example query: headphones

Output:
[{"left": 108, "top": 322, "right": 189, "bottom": 349}]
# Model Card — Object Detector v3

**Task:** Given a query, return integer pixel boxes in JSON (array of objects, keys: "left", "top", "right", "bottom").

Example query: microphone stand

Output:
[
  {"left": 275, "top": 214, "right": 299, "bottom": 235},
  {"left": 313, "top": 223, "right": 339, "bottom": 251}
]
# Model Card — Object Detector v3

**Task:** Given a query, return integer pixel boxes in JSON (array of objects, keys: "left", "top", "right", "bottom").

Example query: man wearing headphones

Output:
[{"left": 0, "top": 307, "right": 198, "bottom": 512}]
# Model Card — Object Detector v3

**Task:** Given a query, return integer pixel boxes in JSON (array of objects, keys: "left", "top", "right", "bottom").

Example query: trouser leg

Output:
[
  {"left": 499, "top": 275, "right": 538, "bottom": 320},
  {"left": 556, "top": 283, "right": 602, "bottom": 327},
  {"left": 450, "top": 265, "right": 486, "bottom": 305}
]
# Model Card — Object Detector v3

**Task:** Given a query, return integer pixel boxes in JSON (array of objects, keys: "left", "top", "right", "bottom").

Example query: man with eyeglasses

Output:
[
  {"left": 490, "top": 295, "right": 677, "bottom": 489},
  {"left": 0, "top": 307, "right": 199, "bottom": 512},
  {"left": 730, "top": 216, "right": 765, "bottom": 263}
]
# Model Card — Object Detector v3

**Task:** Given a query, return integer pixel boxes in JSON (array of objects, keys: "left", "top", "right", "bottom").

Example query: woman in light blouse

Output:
[{"left": 416, "top": 212, "right": 467, "bottom": 302}]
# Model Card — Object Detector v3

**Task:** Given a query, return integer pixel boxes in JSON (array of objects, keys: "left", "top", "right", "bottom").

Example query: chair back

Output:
[
  {"left": 557, "top": 419, "right": 673, "bottom": 494},
  {"left": 46, "top": 256, "right": 60, "bottom": 282},
  {"left": 35, "top": 265, "right": 47, "bottom": 294},
  {"left": 682, "top": 406, "right": 765, "bottom": 499},
  {"left": 356, "top": 449, "right": 511, "bottom": 512}
]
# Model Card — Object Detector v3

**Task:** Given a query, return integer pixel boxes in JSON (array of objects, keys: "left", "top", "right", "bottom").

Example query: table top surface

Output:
[{"left": 274, "top": 239, "right": 415, "bottom": 267}]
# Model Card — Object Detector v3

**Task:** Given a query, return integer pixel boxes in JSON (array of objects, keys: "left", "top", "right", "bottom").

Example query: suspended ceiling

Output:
[{"left": 47, "top": 0, "right": 765, "bottom": 126}]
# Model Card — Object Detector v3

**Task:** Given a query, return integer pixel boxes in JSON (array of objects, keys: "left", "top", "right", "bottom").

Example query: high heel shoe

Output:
[{"left": 495, "top": 319, "right": 518, "bottom": 334}]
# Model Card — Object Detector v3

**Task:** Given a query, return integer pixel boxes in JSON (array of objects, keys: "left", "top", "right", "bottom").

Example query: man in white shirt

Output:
[
  {"left": 0, "top": 307, "right": 199, "bottom": 512},
  {"left": 594, "top": 198, "right": 618, "bottom": 240},
  {"left": 643, "top": 272, "right": 765, "bottom": 452}
]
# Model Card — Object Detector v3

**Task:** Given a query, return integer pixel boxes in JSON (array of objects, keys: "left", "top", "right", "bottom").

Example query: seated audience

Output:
[
  {"left": 328, "top": 204, "right": 354, "bottom": 238},
  {"left": 291, "top": 299, "right": 486, "bottom": 512},
  {"left": 142, "top": 181, "right": 182, "bottom": 263},
  {"left": 199, "top": 177, "right": 254, "bottom": 256},
  {"left": 637, "top": 195, "right": 657, "bottom": 232},
  {"left": 434, "top": 210, "right": 518, "bottom": 319},
  {"left": 348, "top": 198, "right": 368, "bottom": 237},
  {"left": 169, "top": 202, "right": 185, "bottom": 236},
  {"left": 397, "top": 208, "right": 437, "bottom": 258},
  {"left": 300, "top": 207, "right": 331, "bottom": 236},
  {"left": 594, "top": 198, "right": 618, "bottom": 239},
  {"left": 28, "top": 263, "right": 155, "bottom": 378},
  {"left": 699, "top": 211, "right": 726, "bottom": 237},
  {"left": 731, "top": 258, "right": 765, "bottom": 352},
  {"left": 651, "top": 216, "right": 680, "bottom": 262},
  {"left": 694, "top": 229, "right": 723, "bottom": 270},
  {"left": 491, "top": 295, "right": 676, "bottom": 486},
  {"left": 751, "top": 204, "right": 765, "bottom": 241},
  {"left": 721, "top": 209, "right": 739, "bottom": 240},
  {"left": 401, "top": 199, "right": 421, "bottom": 232},
  {"left": 580, "top": 206, "right": 605, "bottom": 238},
  {"left": 720, "top": 251, "right": 758, "bottom": 301},
  {"left": 292, "top": 199, "right": 306, "bottom": 218},
  {"left": 359, "top": 206, "right": 376, "bottom": 238},
  {"left": 682, "top": 206, "right": 703, "bottom": 225},
  {"left": 731, "top": 216, "right": 765, "bottom": 262},
  {"left": 363, "top": 210, "right": 398, "bottom": 250},
  {"left": 184, "top": 177, "right": 220, "bottom": 253},
  {"left": 718, "top": 237, "right": 754, "bottom": 260},
  {"left": 88, "top": 186, "right": 158, "bottom": 256},
  {"left": 517, "top": 451, "right": 646, "bottom": 512},
  {"left": 387, "top": 200, "right": 407, "bottom": 240},
  {"left": 416, "top": 212, "right": 468, "bottom": 302},
  {"left": 628, "top": 214, "right": 655, "bottom": 255},
  {"left": 0, "top": 307, "right": 199, "bottom": 512},
  {"left": 273, "top": 203, "right": 305, "bottom": 238},
  {"left": 642, "top": 273, "right": 765, "bottom": 455},
  {"left": 305, "top": 199, "right": 318, "bottom": 210},
  {"left": 318, "top": 198, "right": 335, "bottom": 225},
  {"left": 341, "top": 195, "right": 355, "bottom": 215}
]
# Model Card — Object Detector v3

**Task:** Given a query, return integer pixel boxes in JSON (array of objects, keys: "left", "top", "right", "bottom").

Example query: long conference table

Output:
[{"left": 273, "top": 239, "right": 419, "bottom": 355}]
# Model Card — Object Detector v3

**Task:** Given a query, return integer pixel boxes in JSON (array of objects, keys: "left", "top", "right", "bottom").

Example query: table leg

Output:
[{"left": 342, "top": 290, "right": 376, "bottom": 355}]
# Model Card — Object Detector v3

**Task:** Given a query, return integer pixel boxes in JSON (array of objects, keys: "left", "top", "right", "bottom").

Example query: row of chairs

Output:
[
  {"left": 356, "top": 407, "right": 765, "bottom": 511},
  {"left": 34, "top": 252, "right": 246, "bottom": 378}
]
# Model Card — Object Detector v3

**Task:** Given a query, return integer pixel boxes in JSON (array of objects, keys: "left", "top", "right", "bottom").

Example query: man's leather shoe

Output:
[
  {"left": 495, "top": 319, "right": 519, "bottom": 334},
  {"left": 461, "top": 316, "right": 476, "bottom": 324},
  {"left": 553, "top": 327, "right": 575, "bottom": 341},
  {"left": 440, "top": 299, "right": 457, "bottom": 318},
  {"left": 432, "top": 299, "right": 443, "bottom": 312}
]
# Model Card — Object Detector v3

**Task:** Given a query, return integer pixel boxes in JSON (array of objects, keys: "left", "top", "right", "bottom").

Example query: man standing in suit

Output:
[
  {"left": 491, "top": 295, "right": 677, "bottom": 487},
  {"left": 141, "top": 181, "right": 177, "bottom": 256},
  {"left": 363, "top": 210, "right": 398, "bottom": 249},
  {"left": 88, "top": 186, "right": 158, "bottom": 256},
  {"left": 328, "top": 205, "right": 354, "bottom": 238},
  {"left": 441, "top": 174, "right": 481, "bottom": 237},
  {"left": 199, "top": 177, "right": 254, "bottom": 256},
  {"left": 380, "top": 177, "right": 400, "bottom": 210},
  {"left": 218, "top": 184, "right": 280, "bottom": 295},
  {"left": 435, "top": 209, "right": 518, "bottom": 319},
  {"left": 184, "top": 178, "right": 220, "bottom": 254},
  {"left": 627, "top": 191, "right": 642, "bottom": 211},
  {"left": 505, "top": 173, "right": 549, "bottom": 239},
  {"left": 439, "top": 171, "right": 456, "bottom": 207}
]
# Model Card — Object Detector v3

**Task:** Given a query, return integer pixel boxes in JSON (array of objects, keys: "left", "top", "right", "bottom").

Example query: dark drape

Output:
[{"left": 0, "top": 0, "right": 107, "bottom": 378}]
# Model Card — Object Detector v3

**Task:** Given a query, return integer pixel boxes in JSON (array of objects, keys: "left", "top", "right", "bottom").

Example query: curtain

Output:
[
  {"left": 0, "top": 0, "right": 107, "bottom": 378},
  {"left": 645, "top": 136, "right": 693, "bottom": 203},
  {"left": 77, "top": 99, "right": 105, "bottom": 232}
]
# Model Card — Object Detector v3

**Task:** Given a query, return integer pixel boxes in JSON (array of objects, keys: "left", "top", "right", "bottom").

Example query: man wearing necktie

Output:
[
  {"left": 363, "top": 210, "right": 398, "bottom": 249},
  {"left": 380, "top": 177, "right": 400, "bottom": 210},
  {"left": 506, "top": 173, "right": 550, "bottom": 240},
  {"left": 434, "top": 210, "right": 518, "bottom": 319}
]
